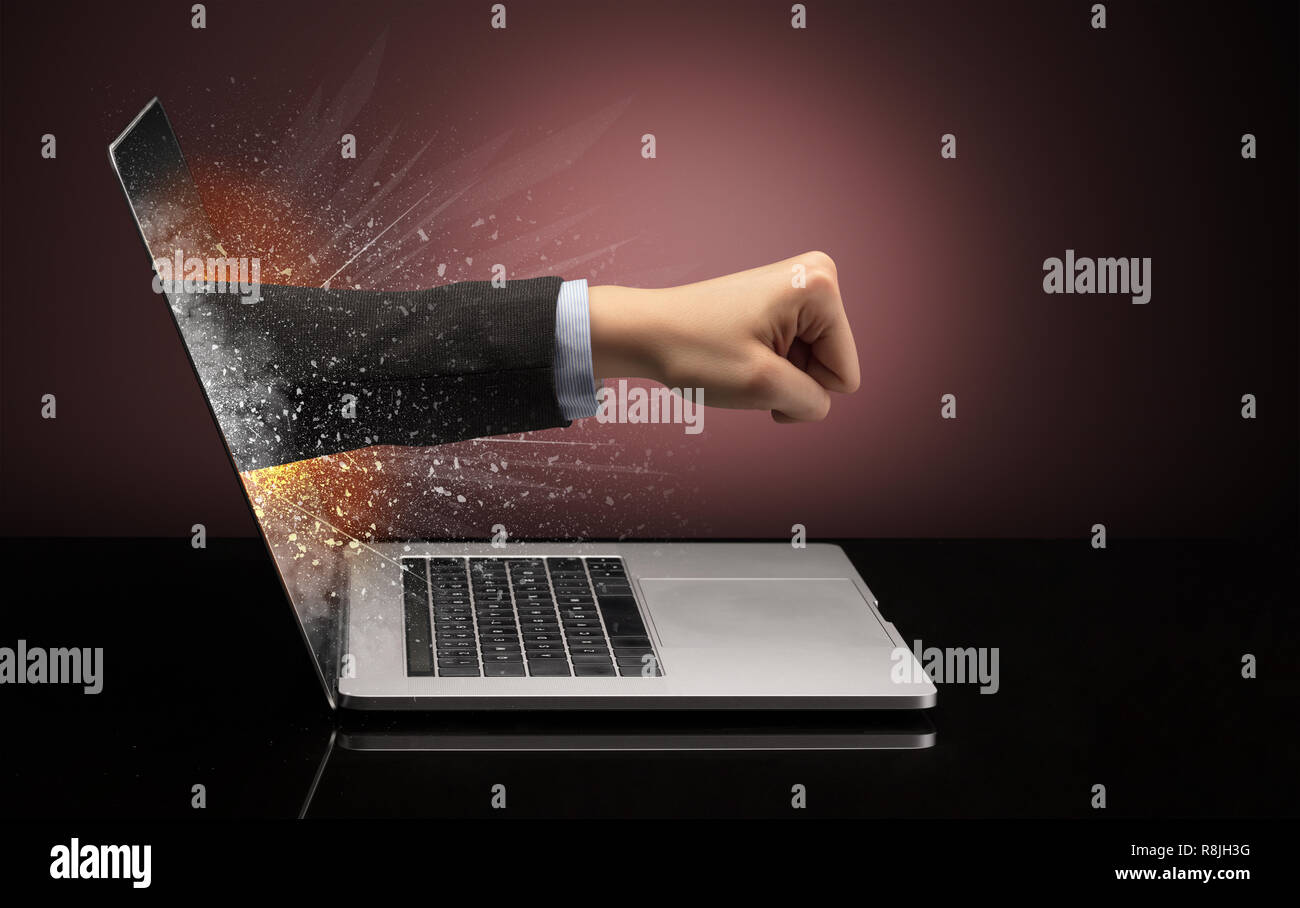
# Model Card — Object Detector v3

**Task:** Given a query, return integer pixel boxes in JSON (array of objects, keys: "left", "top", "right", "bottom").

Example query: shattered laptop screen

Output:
[
  {"left": 112, "top": 101, "right": 339, "bottom": 698},
  {"left": 111, "top": 101, "right": 697, "bottom": 705}
]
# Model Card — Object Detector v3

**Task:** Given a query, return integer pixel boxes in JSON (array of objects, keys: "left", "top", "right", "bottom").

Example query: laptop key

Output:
[
  {"left": 574, "top": 663, "right": 617, "bottom": 676},
  {"left": 438, "top": 665, "right": 482, "bottom": 677},
  {"left": 484, "top": 662, "right": 526, "bottom": 677},
  {"left": 527, "top": 660, "right": 572, "bottom": 677},
  {"left": 610, "top": 635, "right": 652, "bottom": 649},
  {"left": 619, "top": 665, "right": 662, "bottom": 677},
  {"left": 594, "top": 582, "right": 633, "bottom": 597},
  {"left": 570, "top": 653, "right": 615, "bottom": 664},
  {"left": 561, "top": 609, "right": 599, "bottom": 620},
  {"left": 597, "top": 598, "right": 647, "bottom": 637}
]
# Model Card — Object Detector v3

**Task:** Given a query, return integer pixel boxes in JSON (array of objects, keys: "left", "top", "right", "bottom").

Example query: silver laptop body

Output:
[{"left": 340, "top": 541, "right": 935, "bottom": 709}]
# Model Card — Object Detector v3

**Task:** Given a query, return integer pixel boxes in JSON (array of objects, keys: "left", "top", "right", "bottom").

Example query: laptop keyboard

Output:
[{"left": 402, "top": 556, "right": 663, "bottom": 678}]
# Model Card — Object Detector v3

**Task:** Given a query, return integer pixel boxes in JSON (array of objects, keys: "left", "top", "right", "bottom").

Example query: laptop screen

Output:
[
  {"left": 110, "top": 100, "right": 220, "bottom": 264},
  {"left": 112, "top": 100, "right": 345, "bottom": 701}
]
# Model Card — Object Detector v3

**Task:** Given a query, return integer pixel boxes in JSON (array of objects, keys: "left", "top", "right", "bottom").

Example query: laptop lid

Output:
[{"left": 110, "top": 99, "right": 339, "bottom": 706}]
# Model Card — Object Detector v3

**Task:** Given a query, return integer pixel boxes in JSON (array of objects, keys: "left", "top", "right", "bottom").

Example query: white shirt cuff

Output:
[{"left": 553, "top": 279, "right": 600, "bottom": 420}]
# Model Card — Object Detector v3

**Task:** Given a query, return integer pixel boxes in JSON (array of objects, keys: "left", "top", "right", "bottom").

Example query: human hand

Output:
[{"left": 587, "top": 251, "right": 860, "bottom": 422}]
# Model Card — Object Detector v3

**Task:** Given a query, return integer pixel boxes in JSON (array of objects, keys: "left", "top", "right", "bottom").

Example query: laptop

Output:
[{"left": 109, "top": 98, "right": 937, "bottom": 711}]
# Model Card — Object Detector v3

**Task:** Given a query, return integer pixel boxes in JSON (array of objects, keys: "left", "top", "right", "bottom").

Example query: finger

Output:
[
  {"left": 762, "top": 353, "right": 832, "bottom": 422},
  {"left": 801, "top": 284, "right": 861, "bottom": 393},
  {"left": 785, "top": 337, "right": 813, "bottom": 371}
]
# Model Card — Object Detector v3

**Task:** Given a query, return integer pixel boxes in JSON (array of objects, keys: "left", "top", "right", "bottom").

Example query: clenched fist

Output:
[{"left": 588, "top": 251, "right": 860, "bottom": 422}]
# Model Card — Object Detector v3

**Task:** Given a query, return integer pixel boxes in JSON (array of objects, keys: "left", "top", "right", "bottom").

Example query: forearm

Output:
[{"left": 180, "top": 278, "right": 569, "bottom": 470}]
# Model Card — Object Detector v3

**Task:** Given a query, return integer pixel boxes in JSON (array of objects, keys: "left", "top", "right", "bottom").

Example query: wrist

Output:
[{"left": 587, "top": 285, "right": 670, "bottom": 383}]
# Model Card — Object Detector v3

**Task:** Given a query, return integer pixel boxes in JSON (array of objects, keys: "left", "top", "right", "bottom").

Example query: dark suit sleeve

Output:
[{"left": 172, "top": 277, "right": 568, "bottom": 471}]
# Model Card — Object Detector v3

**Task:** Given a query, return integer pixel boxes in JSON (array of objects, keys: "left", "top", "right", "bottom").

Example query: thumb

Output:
[{"left": 760, "top": 352, "right": 832, "bottom": 422}]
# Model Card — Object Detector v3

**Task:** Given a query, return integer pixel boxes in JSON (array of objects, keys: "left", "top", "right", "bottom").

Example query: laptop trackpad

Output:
[{"left": 639, "top": 578, "right": 891, "bottom": 649}]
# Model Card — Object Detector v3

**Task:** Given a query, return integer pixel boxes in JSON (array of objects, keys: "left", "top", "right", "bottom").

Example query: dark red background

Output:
[{"left": 1, "top": 0, "right": 1295, "bottom": 538}]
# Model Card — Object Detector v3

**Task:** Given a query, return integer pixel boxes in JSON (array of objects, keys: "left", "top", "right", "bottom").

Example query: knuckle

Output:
[
  {"left": 802, "top": 251, "right": 838, "bottom": 290},
  {"left": 743, "top": 359, "right": 779, "bottom": 399},
  {"left": 805, "top": 249, "right": 837, "bottom": 273}
]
